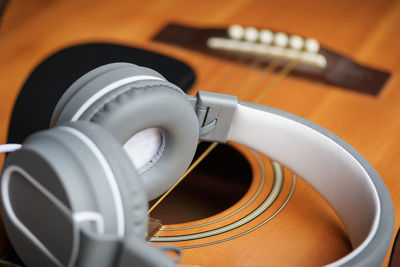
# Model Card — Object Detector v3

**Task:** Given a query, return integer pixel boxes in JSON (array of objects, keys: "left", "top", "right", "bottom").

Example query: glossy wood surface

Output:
[{"left": 0, "top": 0, "right": 400, "bottom": 266}]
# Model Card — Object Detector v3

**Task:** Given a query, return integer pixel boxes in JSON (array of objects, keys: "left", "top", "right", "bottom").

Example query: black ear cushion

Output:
[
  {"left": 53, "top": 64, "right": 199, "bottom": 201},
  {"left": 60, "top": 121, "right": 149, "bottom": 237}
]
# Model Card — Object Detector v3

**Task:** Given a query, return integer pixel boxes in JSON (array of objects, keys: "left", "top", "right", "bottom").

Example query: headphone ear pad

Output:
[
  {"left": 50, "top": 62, "right": 164, "bottom": 127},
  {"left": 50, "top": 62, "right": 129, "bottom": 127},
  {"left": 52, "top": 63, "right": 199, "bottom": 201}
]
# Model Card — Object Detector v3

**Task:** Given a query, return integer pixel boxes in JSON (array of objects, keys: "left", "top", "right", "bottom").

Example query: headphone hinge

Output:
[{"left": 189, "top": 91, "right": 237, "bottom": 143}]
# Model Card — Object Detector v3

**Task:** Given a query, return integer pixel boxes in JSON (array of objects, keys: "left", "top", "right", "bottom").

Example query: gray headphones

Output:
[{"left": 0, "top": 63, "right": 394, "bottom": 267}]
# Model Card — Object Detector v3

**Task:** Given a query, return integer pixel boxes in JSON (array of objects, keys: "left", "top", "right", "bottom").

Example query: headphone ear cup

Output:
[
  {"left": 0, "top": 121, "right": 148, "bottom": 266},
  {"left": 58, "top": 121, "right": 149, "bottom": 237},
  {"left": 52, "top": 63, "right": 199, "bottom": 201}
]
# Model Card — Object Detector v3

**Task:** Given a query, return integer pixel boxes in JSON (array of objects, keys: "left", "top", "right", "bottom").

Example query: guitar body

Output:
[{"left": 0, "top": 1, "right": 400, "bottom": 266}]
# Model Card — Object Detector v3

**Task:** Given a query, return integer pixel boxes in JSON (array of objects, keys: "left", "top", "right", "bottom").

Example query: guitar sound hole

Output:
[{"left": 149, "top": 142, "right": 252, "bottom": 224}]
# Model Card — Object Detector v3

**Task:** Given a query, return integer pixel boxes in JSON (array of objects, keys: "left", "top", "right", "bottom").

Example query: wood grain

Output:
[{"left": 0, "top": 0, "right": 399, "bottom": 266}]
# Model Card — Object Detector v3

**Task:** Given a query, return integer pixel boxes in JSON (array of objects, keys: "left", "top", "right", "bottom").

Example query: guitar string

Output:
[
  {"left": 230, "top": 58, "right": 282, "bottom": 97},
  {"left": 252, "top": 60, "right": 298, "bottom": 103},
  {"left": 240, "top": 58, "right": 282, "bottom": 100},
  {"left": 148, "top": 142, "right": 218, "bottom": 214},
  {"left": 148, "top": 50, "right": 297, "bottom": 215},
  {"left": 207, "top": 55, "right": 255, "bottom": 91}
]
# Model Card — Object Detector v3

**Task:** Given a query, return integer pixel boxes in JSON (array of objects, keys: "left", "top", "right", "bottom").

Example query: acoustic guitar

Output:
[{"left": 0, "top": 1, "right": 399, "bottom": 266}]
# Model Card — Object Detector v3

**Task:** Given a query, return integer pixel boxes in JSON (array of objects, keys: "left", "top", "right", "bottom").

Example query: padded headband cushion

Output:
[
  {"left": 227, "top": 102, "right": 394, "bottom": 266},
  {"left": 52, "top": 64, "right": 199, "bottom": 200},
  {"left": 1, "top": 121, "right": 148, "bottom": 266}
]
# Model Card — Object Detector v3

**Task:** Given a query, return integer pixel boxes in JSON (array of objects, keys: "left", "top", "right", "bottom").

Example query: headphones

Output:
[{"left": 0, "top": 63, "right": 394, "bottom": 267}]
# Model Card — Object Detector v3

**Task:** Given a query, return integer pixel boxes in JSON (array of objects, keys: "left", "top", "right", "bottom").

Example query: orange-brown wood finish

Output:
[{"left": 0, "top": 0, "right": 400, "bottom": 266}]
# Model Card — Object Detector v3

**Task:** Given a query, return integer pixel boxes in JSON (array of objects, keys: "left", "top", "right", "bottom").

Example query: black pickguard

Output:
[{"left": 7, "top": 42, "right": 196, "bottom": 143}]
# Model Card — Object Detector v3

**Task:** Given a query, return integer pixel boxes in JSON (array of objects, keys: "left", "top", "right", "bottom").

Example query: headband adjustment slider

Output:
[{"left": 189, "top": 91, "right": 237, "bottom": 143}]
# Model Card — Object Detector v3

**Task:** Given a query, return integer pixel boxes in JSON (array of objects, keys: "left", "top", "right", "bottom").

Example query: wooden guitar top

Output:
[{"left": 0, "top": 0, "right": 400, "bottom": 266}]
